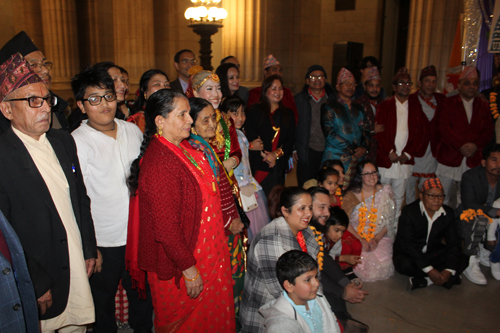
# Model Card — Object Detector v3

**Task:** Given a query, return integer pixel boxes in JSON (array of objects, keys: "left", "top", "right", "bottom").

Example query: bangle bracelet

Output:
[
  {"left": 183, "top": 267, "right": 200, "bottom": 282},
  {"left": 230, "top": 157, "right": 238, "bottom": 169}
]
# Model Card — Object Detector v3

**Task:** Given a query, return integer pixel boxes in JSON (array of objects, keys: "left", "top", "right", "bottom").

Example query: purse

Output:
[{"left": 239, "top": 184, "right": 259, "bottom": 213}]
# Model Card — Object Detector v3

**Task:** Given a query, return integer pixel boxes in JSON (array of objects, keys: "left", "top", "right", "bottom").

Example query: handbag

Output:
[{"left": 239, "top": 184, "right": 259, "bottom": 213}]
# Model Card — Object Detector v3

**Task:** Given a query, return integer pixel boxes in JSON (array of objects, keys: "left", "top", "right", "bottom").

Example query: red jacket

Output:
[
  {"left": 247, "top": 86, "right": 298, "bottom": 124},
  {"left": 375, "top": 96, "right": 426, "bottom": 168},
  {"left": 409, "top": 91, "right": 446, "bottom": 157},
  {"left": 436, "top": 94, "right": 493, "bottom": 168}
]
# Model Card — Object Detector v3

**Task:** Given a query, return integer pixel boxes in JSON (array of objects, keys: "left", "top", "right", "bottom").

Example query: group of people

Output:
[{"left": 0, "top": 28, "right": 499, "bottom": 333}]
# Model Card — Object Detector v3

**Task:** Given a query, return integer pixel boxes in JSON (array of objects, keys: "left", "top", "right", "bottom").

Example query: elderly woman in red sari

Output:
[{"left": 126, "top": 89, "right": 235, "bottom": 332}]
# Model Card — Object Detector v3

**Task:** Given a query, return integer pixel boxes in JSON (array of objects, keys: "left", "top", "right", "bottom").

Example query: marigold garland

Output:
[
  {"left": 309, "top": 226, "right": 324, "bottom": 271},
  {"left": 490, "top": 92, "right": 499, "bottom": 120},
  {"left": 335, "top": 187, "right": 343, "bottom": 204},
  {"left": 460, "top": 208, "right": 492, "bottom": 224},
  {"left": 357, "top": 187, "right": 377, "bottom": 241}
]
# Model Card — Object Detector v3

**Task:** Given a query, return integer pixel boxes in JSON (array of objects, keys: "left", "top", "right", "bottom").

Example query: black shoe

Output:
[
  {"left": 407, "top": 277, "right": 427, "bottom": 291},
  {"left": 133, "top": 330, "right": 153, "bottom": 333}
]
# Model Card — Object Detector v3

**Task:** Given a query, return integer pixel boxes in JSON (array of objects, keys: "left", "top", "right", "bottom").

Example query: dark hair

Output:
[
  {"left": 326, "top": 206, "right": 349, "bottom": 229},
  {"left": 220, "top": 95, "right": 245, "bottom": 114},
  {"left": 93, "top": 61, "right": 118, "bottom": 73},
  {"left": 188, "top": 97, "right": 213, "bottom": 123},
  {"left": 307, "top": 186, "right": 329, "bottom": 201},
  {"left": 128, "top": 89, "right": 187, "bottom": 194},
  {"left": 71, "top": 65, "right": 115, "bottom": 102},
  {"left": 255, "top": 74, "right": 290, "bottom": 126},
  {"left": 174, "top": 49, "right": 194, "bottom": 63},
  {"left": 117, "top": 66, "right": 128, "bottom": 76},
  {"left": 317, "top": 167, "right": 340, "bottom": 184},
  {"left": 268, "top": 185, "right": 310, "bottom": 219},
  {"left": 345, "top": 160, "right": 380, "bottom": 194},
  {"left": 319, "top": 159, "right": 345, "bottom": 173},
  {"left": 359, "top": 56, "right": 382, "bottom": 70},
  {"left": 276, "top": 250, "right": 318, "bottom": 288},
  {"left": 220, "top": 55, "right": 236, "bottom": 65},
  {"left": 483, "top": 143, "right": 500, "bottom": 160},
  {"left": 215, "top": 63, "right": 240, "bottom": 98},
  {"left": 132, "top": 69, "right": 170, "bottom": 114}
]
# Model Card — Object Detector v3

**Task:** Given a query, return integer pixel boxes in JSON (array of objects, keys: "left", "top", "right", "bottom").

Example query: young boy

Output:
[
  {"left": 259, "top": 250, "right": 341, "bottom": 333},
  {"left": 71, "top": 65, "right": 153, "bottom": 332}
]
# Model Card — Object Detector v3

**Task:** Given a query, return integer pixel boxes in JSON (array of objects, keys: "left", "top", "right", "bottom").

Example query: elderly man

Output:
[
  {"left": 354, "top": 66, "right": 385, "bottom": 162},
  {"left": 436, "top": 66, "right": 494, "bottom": 206},
  {"left": 321, "top": 68, "right": 369, "bottom": 188},
  {"left": 394, "top": 178, "right": 467, "bottom": 291},
  {"left": 294, "top": 65, "right": 337, "bottom": 186},
  {"left": 0, "top": 31, "right": 70, "bottom": 133},
  {"left": 247, "top": 54, "right": 298, "bottom": 122},
  {"left": 376, "top": 67, "right": 426, "bottom": 218},
  {"left": 405, "top": 65, "right": 446, "bottom": 204},
  {"left": 169, "top": 49, "right": 196, "bottom": 94},
  {"left": 0, "top": 53, "right": 96, "bottom": 332}
]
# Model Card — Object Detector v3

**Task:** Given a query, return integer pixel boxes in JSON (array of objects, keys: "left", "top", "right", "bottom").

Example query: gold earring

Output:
[
  {"left": 157, "top": 127, "right": 163, "bottom": 136},
  {"left": 191, "top": 127, "right": 198, "bottom": 135}
]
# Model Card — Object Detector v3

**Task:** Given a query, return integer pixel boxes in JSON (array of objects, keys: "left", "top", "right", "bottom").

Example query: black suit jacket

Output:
[
  {"left": 394, "top": 200, "right": 462, "bottom": 271},
  {"left": 169, "top": 77, "right": 186, "bottom": 94},
  {"left": 460, "top": 165, "right": 500, "bottom": 217},
  {"left": 0, "top": 127, "right": 96, "bottom": 320}
]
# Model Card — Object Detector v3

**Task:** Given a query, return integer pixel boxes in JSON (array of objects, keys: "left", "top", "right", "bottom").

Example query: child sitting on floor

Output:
[
  {"left": 326, "top": 207, "right": 362, "bottom": 280},
  {"left": 317, "top": 167, "right": 341, "bottom": 207},
  {"left": 259, "top": 250, "right": 341, "bottom": 333}
]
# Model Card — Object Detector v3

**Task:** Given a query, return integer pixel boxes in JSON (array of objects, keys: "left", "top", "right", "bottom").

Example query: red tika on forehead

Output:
[{"left": 0, "top": 52, "right": 42, "bottom": 101}]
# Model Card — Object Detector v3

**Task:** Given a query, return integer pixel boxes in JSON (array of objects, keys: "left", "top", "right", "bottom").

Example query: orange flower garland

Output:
[
  {"left": 490, "top": 92, "right": 499, "bottom": 120},
  {"left": 357, "top": 187, "right": 377, "bottom": 241},
  {"left": 335, "top": 187, "right": 343, "bottom": 205},
  {"left": 460, "top": 209, "right": 492, "bottom": 224},
  {"left": 309, "top": 226, "right": 324, "bottom": 271}
]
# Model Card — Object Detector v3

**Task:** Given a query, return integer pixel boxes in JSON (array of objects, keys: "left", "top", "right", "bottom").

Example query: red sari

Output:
[{"left": 147, "top": 137, "right": 235, "bottom": 332}]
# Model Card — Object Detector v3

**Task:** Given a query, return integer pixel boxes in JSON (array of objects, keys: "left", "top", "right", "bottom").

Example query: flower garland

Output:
[
  {"left": 490, "top": 92, "right": 499, "bottom": 120},
  {"left": 460, "top": 209, "right": 492, "bottom": 224},
  {"left": 357, "top": 187, "right": 378, "bottom": 241},
  {"left": 308, "top": 226, "right": 324, "bottom": 271},
  {"left": 335, "top": 187, "right": 343, "bottom": 205}
]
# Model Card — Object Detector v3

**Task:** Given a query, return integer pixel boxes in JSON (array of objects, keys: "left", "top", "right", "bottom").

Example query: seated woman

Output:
[
  {"left": 220, "top": 95, "right": 271, "bottom": 240},
  {"left": 240, "top": 186, "right": 319, "bottom": 333},
  {"left": 127, "top": 69, "right": 170, "bottom": 133},
  {"left": 245, "top": 75, "right": 295, "bottom": 196},
  {"left": 342, "top": 160, "right": 396, "bottom": 282},
  {"left": 215, "top": 62, "right": 248, "bottom": 104},
  {"left": 126, "top": 89, "right": 235, "bottom": 332}
]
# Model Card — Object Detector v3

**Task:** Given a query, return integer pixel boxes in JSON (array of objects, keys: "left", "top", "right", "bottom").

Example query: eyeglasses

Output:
[
  {"left": 341, "top": 82, "right": 357, "bottom": 88},
  {"left": 82, "top": 93, "right": 116, "bottom": 106},
  {"left": 309, "top": 75, "right": 325, "bottom": 80},
  {"left": 180, "top": 59, "right": 197, "bottom": 65},
  {"left": 397, "top": 82, "right": 412, "bottom": 86},
  {"left": 361, "top": 171, "right": 378, "bottom": 177},
  {"left": 4, "top": 95, "right": 57, "bottom": 108},
  {"left": 424, "top": 193, "right": 445, "bottom": 200},
  {"left": 29, "top": 61, "right": 53, "bottom": 71}
]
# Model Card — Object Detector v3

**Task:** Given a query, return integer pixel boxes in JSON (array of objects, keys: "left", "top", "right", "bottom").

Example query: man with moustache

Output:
[
  {"left": 459, "top": 144, "right": 500, "bottom": 284},
  {"left": 436, "top": 66, "right": 493, "bottom": 207},
  {"left": 0, "top": 31, "right": 70, "bottom": 133},
  {"left": 394, "top": 178, "right": 467, "bottom": 291},
  {"left": 405, "top": 65, "right": 446, "bottom": 204},
  {"left": 376, "top": 67, "right": 426, "bottom": 219},
  {"left": 355, "top": 66, "right": 385, "bottom": 162},
  {"left": 169, "top": 49, "right": 196, "bottom": 94},
  {"left": 295, "top": 65, "right": 337, "bottom": 186},
  {"left": 0, "top": 52, "right": 96, "bottom": 331},
  {"left": 321, "top": 68, "right": 370, "bottom": 188}
]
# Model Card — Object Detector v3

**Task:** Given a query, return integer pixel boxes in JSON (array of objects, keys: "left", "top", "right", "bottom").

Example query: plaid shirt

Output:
[{"left": 240, "top": 217, "right": 320, "bottom": 333}]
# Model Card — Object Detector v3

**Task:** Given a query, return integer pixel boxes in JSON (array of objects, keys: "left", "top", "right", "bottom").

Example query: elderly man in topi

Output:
[{"left": 0, "top": 52, "right": 96, "bottom": 332}]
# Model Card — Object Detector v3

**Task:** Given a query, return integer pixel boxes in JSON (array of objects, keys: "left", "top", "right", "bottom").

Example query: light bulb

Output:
[
  {"left": 184, "top": 7, "right": 194, "bottom": 20},
  {"left": 208, "top": 7, "right": 219, "bottom": 19},
  {"left": 218, "top": 8, "right": 227, "bottom": 19},
  {"left": 197, "top": 6, "right": 208, "bottom": 19}
]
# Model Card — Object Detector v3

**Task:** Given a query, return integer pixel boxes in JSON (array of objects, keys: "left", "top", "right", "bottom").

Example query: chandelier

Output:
[{"left": 184, "top": 0, "right": 228, "bottom": 24}]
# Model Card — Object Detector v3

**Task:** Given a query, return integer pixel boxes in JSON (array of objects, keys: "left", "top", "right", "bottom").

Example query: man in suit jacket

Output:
[
  {"left": 394, "top": 178, "right": 467, "bottom": 291},
  {"left": 0, "top": 53, "right": 96, "bottom": 331},
  {"left": 459, "top": 144, "right": 500, "bottom": 285},
  {"left": 0, "top": 210, "right": 39, "bottom": 332},
  {"left": 169, "top": 49, "right": 196, "bottom": 94}
]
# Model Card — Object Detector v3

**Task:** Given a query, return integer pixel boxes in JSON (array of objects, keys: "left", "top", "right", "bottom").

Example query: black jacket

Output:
[{"left": 0, "top": 128, "right": 96, "bottom": 320}]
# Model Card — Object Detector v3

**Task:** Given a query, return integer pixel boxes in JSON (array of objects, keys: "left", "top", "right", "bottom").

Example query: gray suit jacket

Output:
[{"left": 460, "top": 165, "right": 500, "bottom": 217}]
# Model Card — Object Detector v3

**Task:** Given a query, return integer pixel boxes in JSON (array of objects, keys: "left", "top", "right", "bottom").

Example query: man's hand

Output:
[
  {"left": 86, "top": 258, "right": 96, "bottom": 278},
  {"left": 374, "top": 123, "right": 385, "bottom": 133},
  {"left": 353, "top": 147, "right": 367, "bottom": 159},
  {"left": 94, "top": 250, "right": 103, "bottom": 274},
  {"left": 427, "top": 268, "right": 444, "bottom": 286},
  {"left": 343, "top": 283, "right": 369, "bottom": 303},
  {"left": 389, "top": 151, "right": 399, "bottom": 163},
  {"left": 460, "top": 143, "right": 478, "bottom": 158},
  {"left": 37, "top": 289, "right": 53, "bottom": 315},
  {"left": 440, "top": 270, "right": 452, "bottom": 284},
  {"left": 398, "top": 153, "right": 409, "bottom": 164}
]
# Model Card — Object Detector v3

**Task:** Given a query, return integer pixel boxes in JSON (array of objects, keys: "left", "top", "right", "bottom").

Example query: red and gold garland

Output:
[
  {"left": 357, "top": 187, "right": 377, "bottom": 241},
  {"left": 490, "top": 92, "right": 499, "bottom": 120},
  {"left": 460, "top": 209, "right": 492, "bottom": 224},
  {"left": 308, "top": 226, "right": 324, "bottom": 271}
]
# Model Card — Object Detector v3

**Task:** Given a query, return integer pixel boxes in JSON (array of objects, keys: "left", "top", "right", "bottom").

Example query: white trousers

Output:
[
  {"left": 43, "top": 325, "right": 86, "bottom": 333},
  {"left": 380, "top": 176, "right": 407, "bottom": 221},
  {"left": 437, "top": 174, "right": 461, "bottom": 207}
]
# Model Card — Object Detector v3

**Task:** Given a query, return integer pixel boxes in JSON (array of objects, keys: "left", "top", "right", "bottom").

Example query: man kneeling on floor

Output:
[
  {"left": 393, "top": 178, "right": 468, "bottom": 290},
  {"left": 260, "top": 250, "right": 341, "bottom": 332}
]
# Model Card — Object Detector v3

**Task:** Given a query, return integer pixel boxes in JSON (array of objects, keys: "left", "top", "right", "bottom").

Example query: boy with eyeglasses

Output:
[
  {"left": 393, "top": 178, "right": 467, "bottom": 291},
  {"left": 71, "top": 65, "right": 153, "bottom": 332}
]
